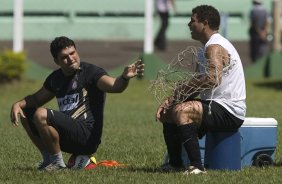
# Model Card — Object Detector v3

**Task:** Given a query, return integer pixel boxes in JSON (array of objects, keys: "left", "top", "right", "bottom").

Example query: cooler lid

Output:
[{"left": 242, "top": 117, "right": 278, "bottom": 127}]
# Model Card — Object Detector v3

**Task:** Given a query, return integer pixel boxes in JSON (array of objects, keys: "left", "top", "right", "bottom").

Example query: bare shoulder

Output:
[
  {"left": 205, "top": 44, "right": 229, "bottom": 64},
  {"left": 205, "top": 44, "right": 228, "bottom": 56}
]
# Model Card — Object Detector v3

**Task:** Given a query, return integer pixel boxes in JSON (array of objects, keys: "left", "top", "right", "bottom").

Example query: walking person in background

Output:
[
  {"left": 249, "top": 0, "right": 270, "bottom": 63},
  {"left": 154, "top": 0, "right": 176, "bottom": 51}
]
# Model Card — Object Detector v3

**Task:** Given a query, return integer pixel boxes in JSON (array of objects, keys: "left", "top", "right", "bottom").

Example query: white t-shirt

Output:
[
  {"left": 155, "top": 0, "right": 172, "bottom": 13},
  {"left": 197, "top": 33, "right": 246, "bottom": 120}
]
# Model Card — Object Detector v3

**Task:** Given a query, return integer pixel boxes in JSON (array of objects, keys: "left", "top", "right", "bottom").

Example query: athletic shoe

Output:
[
  {"left": 37, "top": 161, "right": 51, "bottom": 170},
  {"left": 158, "top": 163, "right": 185, "bottom": 173},
  {"left": 183, "top": 166, "right": 207, "bottom": 175},
  {"left": 41, "top": 162, "right": 66, "bottom": 171}
]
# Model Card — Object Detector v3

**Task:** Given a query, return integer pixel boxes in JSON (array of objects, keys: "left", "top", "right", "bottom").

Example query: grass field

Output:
[{"left": 0, "top": 60, "right": 282, "bottom": 183}]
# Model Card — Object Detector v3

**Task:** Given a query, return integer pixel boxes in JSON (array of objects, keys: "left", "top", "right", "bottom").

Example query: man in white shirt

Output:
[{"left": 155, "top": 5, "right": 246, "bottom": 174}]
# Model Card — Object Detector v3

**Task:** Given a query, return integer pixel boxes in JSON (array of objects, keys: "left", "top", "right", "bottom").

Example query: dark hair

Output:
[
  {"left": 50, "top": 36, "right": 76, "bottom": 59},
  {"left": 192, "top": 5, "right": 220, "bottom": 31}
]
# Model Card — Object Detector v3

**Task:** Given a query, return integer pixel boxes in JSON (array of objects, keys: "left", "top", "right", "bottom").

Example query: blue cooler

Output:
[
  {"left": 240, "top": 117, "right": 277, "bottom": 167},
  {"left": 163, "top": 118, "right": 278, "bottom": 169},
  {"left": 204, "top": 131, "right": 241, "bottom": 170}
]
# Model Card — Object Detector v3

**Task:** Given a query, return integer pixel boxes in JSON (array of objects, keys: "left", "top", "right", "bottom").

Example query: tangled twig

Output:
[{"left": 149, "top": 46, "right": 235, "bottom": 111}]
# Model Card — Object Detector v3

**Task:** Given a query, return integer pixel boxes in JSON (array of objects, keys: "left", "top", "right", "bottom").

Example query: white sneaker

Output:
[
  {"left": 183, "top": 166, "right": 207, "bottom": 175},
  {"left": 37, "top": 161, "right": 51, "bottom": 170},
  {"left": 41, "top": 162, "right": 66, "bottom": 171}
]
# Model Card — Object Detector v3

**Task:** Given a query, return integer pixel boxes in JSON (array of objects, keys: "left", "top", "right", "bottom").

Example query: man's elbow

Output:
[{"left": 208, "top": 76, "right": 221, "bottom": 87}]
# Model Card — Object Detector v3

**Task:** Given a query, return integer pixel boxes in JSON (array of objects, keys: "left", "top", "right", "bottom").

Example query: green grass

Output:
[
  {"left": 1, "top": 77, "right": 282, "bottom": 183},
  {"left": 24, "top": 59, "right": 52, "bottom": 81},
  {"left": 1, "top": 55, "right": 282, "bottom": 183},
  {"left": 108, "top": 53, "right": 167, "bottom": 80},
  {"left": 244, "top": 51, "right": 282, "bottom": 80}
]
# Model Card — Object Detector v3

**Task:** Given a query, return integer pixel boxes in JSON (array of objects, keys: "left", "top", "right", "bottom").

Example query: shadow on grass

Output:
[
  {"left": 125, "top": 165, "right": 187, "bottom": 174},
  {"left": 253, "top": 80, "right": 282, "bottom": 90},
  {"left": 12, "top": 165, "right": 35, "bottom": 172},
  {"left": 273, "top": 161, "right": 282, "bottom": 167},
  {"left": 125, "top": 166, "right": 161, "bottom": 173}
]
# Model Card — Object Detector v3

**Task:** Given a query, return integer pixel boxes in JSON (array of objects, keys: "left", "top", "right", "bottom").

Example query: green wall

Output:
[{"left": 0, "top": 0, "right": 273, "bottom": 41}]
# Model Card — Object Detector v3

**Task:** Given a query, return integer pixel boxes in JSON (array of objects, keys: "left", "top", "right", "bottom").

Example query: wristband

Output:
[{"left": 121, "top": 75, "right": 130, "bottom": 82}]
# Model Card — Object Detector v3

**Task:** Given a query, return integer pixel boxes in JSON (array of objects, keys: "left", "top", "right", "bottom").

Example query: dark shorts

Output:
[
  {"left": 24, "top": 108, "right": 100, "bottom": 155},
  {"left": 198, "top": 100, "right": 244, "bottom": 138}
]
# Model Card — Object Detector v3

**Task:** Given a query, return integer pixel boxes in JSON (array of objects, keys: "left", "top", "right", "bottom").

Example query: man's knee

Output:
[
  {"left": 33, "top": 108, "right": 48, "bottom": 125},
  {"left": 173, "top": 102, "right": 203, "bottom": 125},
  {"left": 172, "top": 108, "right": 190, "bottom": 125}
]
